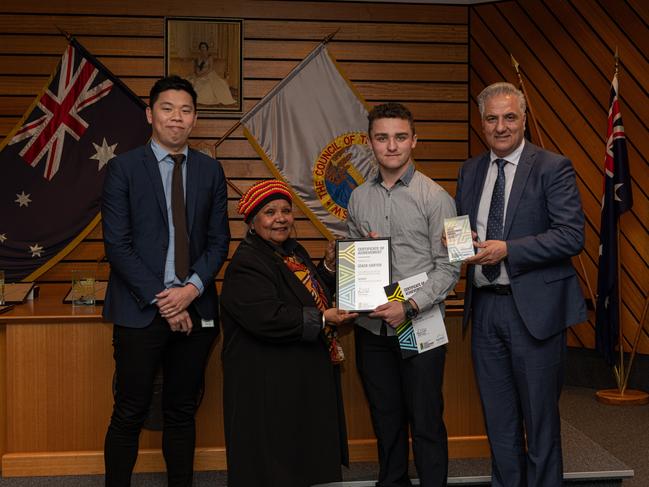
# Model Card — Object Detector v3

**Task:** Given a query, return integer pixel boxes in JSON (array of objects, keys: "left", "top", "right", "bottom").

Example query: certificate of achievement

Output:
[
  {"left": 444, "top": 215, "right": 474, "bottom": 263},
  {"left": 384, "top": 272, "right": 448, "bottom": 359},
  {"left": 336, "top": 238, "right": 391, "bottom": 312}
]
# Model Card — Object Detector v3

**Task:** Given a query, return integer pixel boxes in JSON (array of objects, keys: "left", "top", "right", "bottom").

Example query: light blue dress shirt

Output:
[{"left": 150, "top": 140, "right": 204, "bottom": 296}]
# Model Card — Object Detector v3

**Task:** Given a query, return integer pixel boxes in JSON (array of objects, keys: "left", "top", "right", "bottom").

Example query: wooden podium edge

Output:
[{"left": 2, "top": 437, "right": 490, "bottom": 477}]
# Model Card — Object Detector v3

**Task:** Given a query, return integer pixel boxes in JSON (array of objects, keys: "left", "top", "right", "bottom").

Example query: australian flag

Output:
[
  {"left": 595, "top": 73, "right": 633, "bottom": 365},
  {"left": 0, "top": 38, "right": 150, "bottom": 282}
]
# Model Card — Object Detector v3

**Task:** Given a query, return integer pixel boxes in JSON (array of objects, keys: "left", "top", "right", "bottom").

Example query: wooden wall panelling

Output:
[
  {"left": 540, "top": 0, "right": 649, "bottom": 213},
  {"left": 573, "top": 1, "right": 649, "bottom": 89},
  {"left": 625, "top": 0, "right": 649, "bottom": 24},
  {"left": 474, "top": 1, "right": 644, "bottom": 254},
  {"left": 542, "top": 0, "right": 649, "bottom": 228},
  {"left": 603, "top": 0, "right": 649, "bottom": 52},
  {"left": 1, "top": 35, "right": 162, "bottom": 56},
  {"left": 534, "top": 0, "right": 649, "bottom": 341},
  {"left": 1, "top": 1, "right": 468, "bottom": 23},
  {"left": 244, "top": 20, "right": 468, "bottom": 42},
  {"left": 0, "top": 15, "right": 163, "bottom": 36},
  {"left": 245, "top": 41, "right": 467, "bottom": 62},
  {"left": 472, "top": 8, "right": 605, "bottom": 221}
]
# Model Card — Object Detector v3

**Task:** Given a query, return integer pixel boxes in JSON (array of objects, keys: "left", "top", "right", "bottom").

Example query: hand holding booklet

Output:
[{"left": 384, "top": 273, "right": 448, "bottom": 359}]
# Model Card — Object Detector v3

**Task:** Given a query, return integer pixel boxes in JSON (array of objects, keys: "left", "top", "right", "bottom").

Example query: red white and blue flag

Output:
[
  {"left": 0, "top": 39, "right": 150, "bottom": 281},
  {"left": 595, "top": 73, "right": 633, "bottom": 364}
]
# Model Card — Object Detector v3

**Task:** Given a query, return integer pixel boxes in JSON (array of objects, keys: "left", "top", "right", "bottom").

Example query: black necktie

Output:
[
  {"left": 482, "top": 158, "right": 506, "bottom": 282},
  {"left": 171, "top": 153, "right": 189, "bottom": 280}
]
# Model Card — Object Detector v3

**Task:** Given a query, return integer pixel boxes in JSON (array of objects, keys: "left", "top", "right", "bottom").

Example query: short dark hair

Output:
[
  {"left": 368, "top": 102, "right": 415, "bottom": 135},
  {"left": 198, "top": 41, "right": 209, "bottom": 50},
  {"left": 149, "top": 75, "right": 197, "bottom": 110}
]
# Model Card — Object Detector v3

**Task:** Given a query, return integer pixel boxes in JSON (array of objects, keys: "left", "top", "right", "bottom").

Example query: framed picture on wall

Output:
[{"left": 165, "top": 17, "right": 244, "bottom": 116}]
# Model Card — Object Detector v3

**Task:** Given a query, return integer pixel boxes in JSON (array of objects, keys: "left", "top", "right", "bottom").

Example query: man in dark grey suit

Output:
[
  {"left": 102, "top": 76, "right": 229, "bottom": 486},
  {"left": 455, "top": 82, "right": 587, "bottom": 487}
]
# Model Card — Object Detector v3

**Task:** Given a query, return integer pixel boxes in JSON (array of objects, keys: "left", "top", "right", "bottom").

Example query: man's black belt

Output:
[{"left": 476, "top": 284, "right": 512, "bottom": 295}]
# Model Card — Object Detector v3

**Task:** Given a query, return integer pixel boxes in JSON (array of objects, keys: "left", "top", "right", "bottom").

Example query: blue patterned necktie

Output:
[{"left": 482, "top": 158, "right": 506, "bottom": 282}]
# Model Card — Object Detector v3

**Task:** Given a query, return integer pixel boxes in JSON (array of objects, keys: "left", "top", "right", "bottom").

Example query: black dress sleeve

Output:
[{"left": 221, "top": 245, "right": 322, "bottom": 344}]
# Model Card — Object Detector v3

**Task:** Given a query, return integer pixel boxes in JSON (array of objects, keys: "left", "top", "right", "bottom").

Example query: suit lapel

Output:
[
  {"left": 185, "top": 149, "right": 200, "bottom": 234},
  {"left": 504, "top": 143, "right": 536, "bottom": 238},
  {"left": 470, "top": 154, "right": 491, "bottom": 228},
  {"left": 143, "top": 144, "right": 169, "bottom": 227}
]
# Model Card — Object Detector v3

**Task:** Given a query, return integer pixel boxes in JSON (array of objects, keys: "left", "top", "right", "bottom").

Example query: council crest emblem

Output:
[{"left": 312, "top": 132, "right": 375, "bottom": 220}]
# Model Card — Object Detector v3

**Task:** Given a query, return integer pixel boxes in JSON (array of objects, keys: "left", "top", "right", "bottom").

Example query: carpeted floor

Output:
[
  {"left": 0, "top": 386, "right": 645, "bottom": 486},
  {"left": 559, "top": 386, "right": 649, "bottom": 487}
]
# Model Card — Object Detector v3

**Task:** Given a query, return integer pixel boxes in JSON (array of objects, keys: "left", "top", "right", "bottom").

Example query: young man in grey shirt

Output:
[{"left": 347, "top": 103, "right": 460, "bottom": 486}]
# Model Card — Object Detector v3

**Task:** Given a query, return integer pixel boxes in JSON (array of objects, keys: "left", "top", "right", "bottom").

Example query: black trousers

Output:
[
  {"left": 104, "top": 308, "right": 218, "bottom": 487},
  {"left": 472, "top": 289, "right": 565, "bottom": 487},
  {"left": 355, "top": 326, "right": 448, "bottom": 487}
]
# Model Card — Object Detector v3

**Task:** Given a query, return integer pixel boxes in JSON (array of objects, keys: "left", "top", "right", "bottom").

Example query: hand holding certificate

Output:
[
  {"left": 336, "top": 238, "right": 391, "bottom": 312},
  {"left": 443, "top": 215, "right": 475, "bottom": 262}
]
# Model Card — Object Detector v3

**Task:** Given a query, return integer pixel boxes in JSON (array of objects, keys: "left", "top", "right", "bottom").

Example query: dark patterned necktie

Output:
[
  {"left": 171, "top": 153, "right": 189, "bottom": 280},
  {"left": 482, "top": 158, "right": 506, "bottom": 282}
]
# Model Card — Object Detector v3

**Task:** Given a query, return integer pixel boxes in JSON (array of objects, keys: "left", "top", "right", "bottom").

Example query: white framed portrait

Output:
[{"left": 165, "top": 17, "right": 243, "bottom": 115}]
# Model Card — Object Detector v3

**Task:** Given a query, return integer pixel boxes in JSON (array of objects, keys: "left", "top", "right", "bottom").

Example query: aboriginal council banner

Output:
[{"left": 240, "top": 43, "right": 377, "bottom": 238}]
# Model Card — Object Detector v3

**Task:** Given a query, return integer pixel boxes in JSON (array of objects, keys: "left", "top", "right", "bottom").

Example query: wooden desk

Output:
[{"left": 0, "top": 284, "right": 487, "bottom": 477}]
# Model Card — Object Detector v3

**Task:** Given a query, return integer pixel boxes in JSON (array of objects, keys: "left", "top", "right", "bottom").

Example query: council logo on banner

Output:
[{"left": 313, "top": 131, "right": 375, "bottom": 221}]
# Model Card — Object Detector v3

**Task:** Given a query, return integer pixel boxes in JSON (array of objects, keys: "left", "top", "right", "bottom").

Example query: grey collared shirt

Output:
[
  {"left": 474, "top": 139, "right": 525, "bottom": 287},
  {"left": 150, "top": 140, "right": 204, "bottom": 295},
  {"left": 347, "top": 163, "right": 461, "bottom": 336}
]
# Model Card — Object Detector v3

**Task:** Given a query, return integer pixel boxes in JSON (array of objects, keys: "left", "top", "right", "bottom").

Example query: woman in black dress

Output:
[{"left": 221, "top": 180, "right": 356, "bottom": 487}]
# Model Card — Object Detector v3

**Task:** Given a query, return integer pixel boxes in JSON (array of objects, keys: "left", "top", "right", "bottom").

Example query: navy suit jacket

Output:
[
  {"left": 455, "top": 142, "right": 587, "bottom": 340},
  {"left": 101, "top": 143, "right": 230, "bottom": 328}
]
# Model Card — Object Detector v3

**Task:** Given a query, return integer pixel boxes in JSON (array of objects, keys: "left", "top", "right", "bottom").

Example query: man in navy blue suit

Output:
[
  {"left": 102, "top": 76, "right": 229, "bottom": 486},
  {"left": 455, "top": 82, "right": 587, "bottom": 487}
]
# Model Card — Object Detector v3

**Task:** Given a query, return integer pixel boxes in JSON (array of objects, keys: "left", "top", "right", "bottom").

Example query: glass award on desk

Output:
[
  {"left": 336, "top": 238, "right": 391, "bottom": 312},
  {"left": 71, "top": 270, "right": 96, "bottom": 306},
  {"left": 444, "top": 215, "right": 475, "bottom": 263}
]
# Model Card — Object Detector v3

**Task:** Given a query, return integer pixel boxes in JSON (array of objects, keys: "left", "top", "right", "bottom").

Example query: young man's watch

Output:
[{"left": 402, "top": 299, "right": 419, "bottom": 320}]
